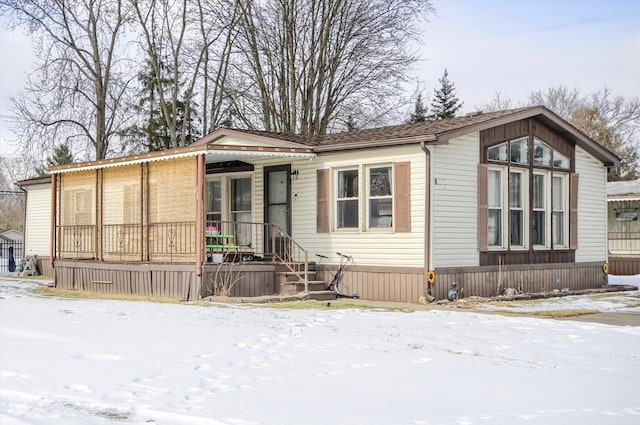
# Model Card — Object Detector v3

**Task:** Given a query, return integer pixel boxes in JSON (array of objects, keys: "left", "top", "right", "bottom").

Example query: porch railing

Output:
[
  {"left": 56, "top": 220, "right": 310, "bottom": 289},
  {"left": 608, "top": 231, "right": 640, "bottom": 255},
  {"left": 206, "top": 220, "right": 309, "bottom": 290},
  {"left": 58, "top": 225, "right": 97, "bottom": 259}
]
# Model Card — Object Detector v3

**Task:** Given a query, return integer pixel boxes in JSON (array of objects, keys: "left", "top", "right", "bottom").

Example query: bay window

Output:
[{"left": 485, "top": 135, "right": 572, "bottom": 252}]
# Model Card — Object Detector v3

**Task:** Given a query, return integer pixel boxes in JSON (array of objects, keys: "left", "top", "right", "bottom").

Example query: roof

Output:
[
  {"left": 50, "top": 106, "right": 621, "bottom": 173},
  {"left": 607, "top": 179, "right": 640, "bottom": 201},
  {"left": 197, "top": 106, "right": 620, "bottom": 165},
  {"left": 15, "top": 176, "right": 52, "bottom": 187}
]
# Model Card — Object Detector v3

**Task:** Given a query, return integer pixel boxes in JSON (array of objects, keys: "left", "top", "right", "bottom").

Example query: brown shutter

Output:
[
  {"left": 569, "top": 173, "right": 579, "bottom": 250},
  {"left": 478, "top": 163, "right": 489, "bottom": 252},
  {"left": 316, "top": 169, "right": 330, "bottom": 233},
  {"left": 394, "top": 161, "right": 411, "bottom": 232}
]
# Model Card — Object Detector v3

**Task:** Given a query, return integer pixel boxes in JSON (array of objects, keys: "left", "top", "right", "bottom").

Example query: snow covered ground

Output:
[{"left": 1, "top": 277, "right": 639, "bottom": 425}]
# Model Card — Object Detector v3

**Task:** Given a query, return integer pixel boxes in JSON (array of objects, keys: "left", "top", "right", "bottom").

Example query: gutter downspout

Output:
[{"left": 420, "top": 142, "right": 431, "bottom": 293}]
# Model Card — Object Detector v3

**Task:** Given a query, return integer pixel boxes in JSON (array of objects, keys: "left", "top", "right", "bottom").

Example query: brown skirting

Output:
[
  {"left": 609, "top": 256, "right": 640, "bottom": 276},
  {"left": 52, "top": 260, "right": 610, "bottom": 304}
]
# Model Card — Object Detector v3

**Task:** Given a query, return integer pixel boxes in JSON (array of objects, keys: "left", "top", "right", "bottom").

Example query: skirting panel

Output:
[
  {"left": 54, "top": 260, "right": 200, "bottom": 300},
  {"left": 317, "top": 262, "right": 608, "bottom": 303},
  {"left": 609, "top": 257, "right": 640, "bottom": 276},
  {"left": 202, "top": 264, "right": 276, "bottom": 298},
  {"left": 434, "top": 262, "right": 607, "bottom": 299}
]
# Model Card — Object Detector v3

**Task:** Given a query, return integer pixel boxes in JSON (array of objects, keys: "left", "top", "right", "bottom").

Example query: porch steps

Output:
[{"left": 276, "top": 270, "right": 336, "bottom": 301}]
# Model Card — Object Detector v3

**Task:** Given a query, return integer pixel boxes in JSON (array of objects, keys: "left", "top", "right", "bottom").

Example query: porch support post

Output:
[
  {"left": 50, "top": 173, "right": 57, "bottom": 270},
  {"left": 195, "top": 154, "right": 205, "bottom": 277}
]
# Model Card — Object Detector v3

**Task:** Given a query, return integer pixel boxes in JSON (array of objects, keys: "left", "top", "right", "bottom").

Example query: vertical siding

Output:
[
  {"left": 575, "top": 146, "right": 607, "bottom": 262},
  {"left": 255, "top": 145, "right": 427, "bottom": 267},
  {"left": 24, "top": 183, "right": 52, "bottom": 256},
  {"left": 431, "top": 133, "right": 480, "bottom": 268}
]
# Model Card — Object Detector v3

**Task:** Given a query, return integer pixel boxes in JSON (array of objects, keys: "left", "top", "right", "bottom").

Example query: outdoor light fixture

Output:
[{"left": 290, "top": 170, "right": 299, "bottom": 181}]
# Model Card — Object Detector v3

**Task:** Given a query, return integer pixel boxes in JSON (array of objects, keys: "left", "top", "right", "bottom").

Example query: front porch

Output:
[{"left": 54, "top": 219, "right": 329, "bottom": 300}]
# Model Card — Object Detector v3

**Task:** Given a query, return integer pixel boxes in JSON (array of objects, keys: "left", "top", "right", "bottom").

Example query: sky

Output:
[
  {"left": 1, "top": 277, "right": 639, "bottom": 424},
  {"left": 1, "top": 0, "right": 639, "bottom": 157}
]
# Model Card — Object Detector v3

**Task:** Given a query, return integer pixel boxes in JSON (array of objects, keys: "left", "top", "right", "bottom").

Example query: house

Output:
[
  {"left": 47, "top": 106, "right": 620, "bottom": 301},
  {"left": 15, "top": 176, "right": 53, "bottom": 276},
  {"left": 606, "top": 179, "right": 640, "bottom": 276}
]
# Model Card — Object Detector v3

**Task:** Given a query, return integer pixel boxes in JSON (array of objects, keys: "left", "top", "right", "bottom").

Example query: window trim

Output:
[
  {"left": 552, "top": 173, "right": 569, "bottom": 249},
  {"left": 487, "top": 166, "right": 507, "bottom": 250},
  {"left": 508, "top": 167, "right": 528, "bottom": 250}
]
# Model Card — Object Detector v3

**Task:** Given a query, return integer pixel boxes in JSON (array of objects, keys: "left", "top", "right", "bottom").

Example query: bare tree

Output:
[
  {"left": 229, "top": 0, "right": 433, "bottom": 135},
  {"left": 132, "top": 0, "right": 237, "bottom": 147},
  {"left": 1, "top": 0, "right": 135, "bottom": 161}
]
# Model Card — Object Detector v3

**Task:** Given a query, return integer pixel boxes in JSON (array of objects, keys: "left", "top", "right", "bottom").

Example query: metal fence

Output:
[{"left": 0, "top": 239, "right": 24, "bottom": 274}]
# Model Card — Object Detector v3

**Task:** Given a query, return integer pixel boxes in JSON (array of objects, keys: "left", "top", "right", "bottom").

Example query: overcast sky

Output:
[{"left": 1, "top": 0, "right": 639, "bottom": 157}]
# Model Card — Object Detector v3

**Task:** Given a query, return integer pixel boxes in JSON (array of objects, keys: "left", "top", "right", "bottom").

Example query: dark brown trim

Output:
[
  {"left": 570, "top": 173, "right": 579, "bottom": 250},
  {"left": 437, "top": 260, "right": 603, "bottom": 274},
  {"left": 480, "top": 250, "right": 575, "bottom": 266},
  {"left": 316, "top": 169, "right": 330, "bottom": 233}
]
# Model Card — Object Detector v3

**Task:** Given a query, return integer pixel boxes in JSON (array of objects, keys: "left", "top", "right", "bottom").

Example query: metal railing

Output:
[
  {"left": 206, "top": 220, "right": 309, "bottom": 290},
  {"left": 58, "top": 225, "right": 97, "bottom": 259},
  {"left": 102, "top": 224, "right": 143, "bottom": 260},
  {"left": 608, "top": 231, "right": 640, "bottom": 255},
  {"left": 56, "top": 220, "right": 310, "bottom": 288},
  {"left": 148, "top": 221, "right": 196, "bottom": 262},
  {"left": 0, "top": 239, "right": 24, "bottom": 273}
]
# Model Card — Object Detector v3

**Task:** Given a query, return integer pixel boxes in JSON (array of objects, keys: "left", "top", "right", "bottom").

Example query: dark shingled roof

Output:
[{"left": 218, "top": 108, "right": 532, "bottom": 147}]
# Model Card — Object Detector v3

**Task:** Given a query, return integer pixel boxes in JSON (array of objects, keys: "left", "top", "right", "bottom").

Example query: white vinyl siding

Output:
[
  {"left": 24, "top": 183, "right": 52, "bottom": 256},
  {"left": 575, "top": 146, "right": 608, "bottom": 262},
  {"left": 265, "top": 144, "right": 426, "bottom": 267},
  {"left": 431, "top": 133, "right": 479, "bottom": 268}
]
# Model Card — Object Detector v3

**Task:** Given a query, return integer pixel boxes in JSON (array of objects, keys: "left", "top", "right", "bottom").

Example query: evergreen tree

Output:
[
  {"left": 429, "top": 69, "right": 463, "bottom": 120},
  {"left": 129, "top": 61, "right": 200, "bottom": 152},
  {"left": 408, "top": 93, "right": 428, "bottom": 123},
  {"left": 35, "top": 143, "right": 74, "bottom": 176}
]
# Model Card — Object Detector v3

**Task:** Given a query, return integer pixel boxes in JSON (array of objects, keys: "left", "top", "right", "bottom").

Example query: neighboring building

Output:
[
  {"left": 47, "top": 106, "right": 619, "bottom": 301},
  {"left": 607, "top": 179, "right": 640, "bottom": 276},
  {"left": 15, "top": 176, "right": 53, "bottom": 276}
]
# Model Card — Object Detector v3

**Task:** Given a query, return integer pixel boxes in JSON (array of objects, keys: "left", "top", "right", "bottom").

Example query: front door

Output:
[{"left": 264, "top": 165, "right": 291, "bottom": 258}]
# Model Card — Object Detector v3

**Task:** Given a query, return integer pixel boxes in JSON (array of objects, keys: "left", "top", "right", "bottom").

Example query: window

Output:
[
  {"left": 510, "top": 137, "right": 529, "bottom": 165},
  {"left": 336, "top": 169, "right": 359, "bottom": 229},
  {"left": 230, "top": 177, "right": 252, "bottom": 246},
  {"left": 532, "top": 172, "right": 547, "bottom": 246},
  {"left": 509, "top": 170, "right": 526, "bottom": 248},
  {"left": 488, "top": 142, "right": 508, "bottom": 162},
  {"left": 485, "top": 135, "right": 572, "bottom": 251},
  {"left": 206, "top": 179, "right": 222, "bottom": 223},
  {"left": 368, "top": 166, "right": 392, "bottom": 229},
  {"left": 552, "top": 174, "right": 568, "bottom": 247}
]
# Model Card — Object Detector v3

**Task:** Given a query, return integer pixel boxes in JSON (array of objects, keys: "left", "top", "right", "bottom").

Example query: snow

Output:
[{"left": 1, "top": 277, "right": 640, "bottom": 425}]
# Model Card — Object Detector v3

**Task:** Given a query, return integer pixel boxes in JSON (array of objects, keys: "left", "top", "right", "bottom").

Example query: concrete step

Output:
[
  {"left": 276, "top": 271, "right": 320, "bottom": 284},
  {"left": 304, "top": 290, "right": 337, "bottom": 301},
  {"left": 280, "top": 280, "right": 328, "bottom": 294}
]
